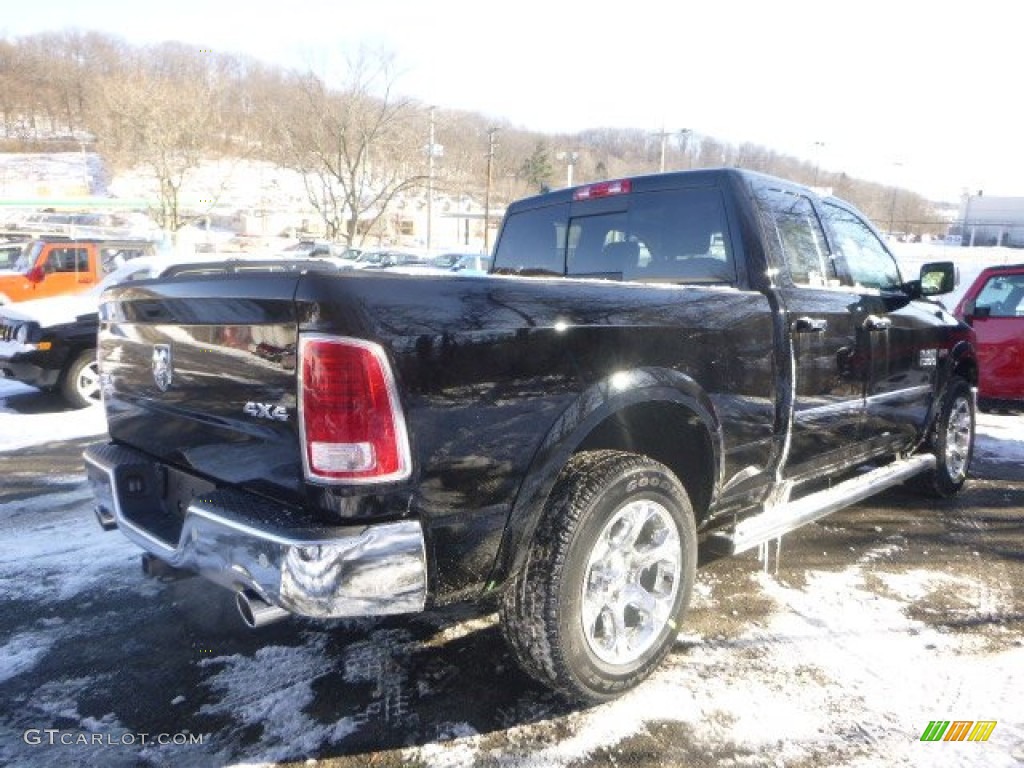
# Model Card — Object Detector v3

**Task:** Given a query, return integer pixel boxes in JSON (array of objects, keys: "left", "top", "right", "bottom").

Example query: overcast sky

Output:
[{"left": 3, "top": 0, "right": 1018, "bottom": 202}]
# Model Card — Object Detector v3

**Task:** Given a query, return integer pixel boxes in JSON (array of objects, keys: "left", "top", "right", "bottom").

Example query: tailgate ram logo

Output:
[{"left": 152, "top": 344, "right": 173, "bottom": 392}]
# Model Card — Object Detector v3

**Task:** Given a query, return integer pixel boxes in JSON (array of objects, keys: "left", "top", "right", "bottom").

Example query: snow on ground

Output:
[{"left": 0, "top": 381, "right": 107, "bottom": 449}]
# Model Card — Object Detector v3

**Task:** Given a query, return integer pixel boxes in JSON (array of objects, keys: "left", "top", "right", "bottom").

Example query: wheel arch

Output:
[
  {"left": 486, "top": 367, "right": 722, "bottom": 589},
  {"left": 949, "top": 338, "right": 979, "bottom": 388}
]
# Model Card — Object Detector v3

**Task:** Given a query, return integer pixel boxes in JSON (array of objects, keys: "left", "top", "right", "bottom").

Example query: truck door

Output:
[
  {"left": 819, "top": 201, "right": 938, "bottom": 447},
  {"left": 755, "top": 188, "right": 868, "bottom": 476}
]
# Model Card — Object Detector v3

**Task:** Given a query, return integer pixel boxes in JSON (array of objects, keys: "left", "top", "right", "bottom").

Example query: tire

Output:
[
  {"left": 500, "top": 450, "right": 697, "bottom": 703},
  {"left": 911, "top": 376, "right": 975, "bottom": 498},
  {"left": 60, "top": 349, "right": 101, "bottom": 409}
]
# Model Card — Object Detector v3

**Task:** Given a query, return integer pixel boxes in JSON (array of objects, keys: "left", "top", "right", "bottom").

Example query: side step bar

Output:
[{"left": 711, "top": 454, "right": 937, "bottom": 555}]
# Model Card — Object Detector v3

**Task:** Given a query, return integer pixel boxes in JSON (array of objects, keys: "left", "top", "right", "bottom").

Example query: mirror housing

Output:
[
  {"left": 919, "top": 261, "right": 956, "bottom": 296},
  {"left": 25, "top": 265, "right": 45, "bottom": 284}
]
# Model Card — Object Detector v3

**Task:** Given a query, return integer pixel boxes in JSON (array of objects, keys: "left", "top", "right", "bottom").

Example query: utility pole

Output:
[
  {"left": 484, "top": 127, "right": 498, "bottom": 254},
  {"left": 427, "top": 106, "right": 435, "bottom": 251}
]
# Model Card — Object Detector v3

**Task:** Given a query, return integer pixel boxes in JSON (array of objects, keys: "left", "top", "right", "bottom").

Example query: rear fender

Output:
[{"left": 486, "top": 367, "right": 722, "bottom": 588}]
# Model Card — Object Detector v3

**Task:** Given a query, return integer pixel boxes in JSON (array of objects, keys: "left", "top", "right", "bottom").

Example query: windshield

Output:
[{"left": 12, "top": 241, "right": 44, "bottom": 273}]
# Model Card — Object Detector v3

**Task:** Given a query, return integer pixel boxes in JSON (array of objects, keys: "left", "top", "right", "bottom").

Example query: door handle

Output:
[
  {"left": 794, "top": 316, "right": 827, "bottom": 333},
  {"left": 864, "top": 315, "right": 892, "bottom": 331}
]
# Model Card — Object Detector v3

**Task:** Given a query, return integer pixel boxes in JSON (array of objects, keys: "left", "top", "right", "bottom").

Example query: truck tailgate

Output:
[{"left": 97, "top": 275, "right": 304, "bottom": 498}]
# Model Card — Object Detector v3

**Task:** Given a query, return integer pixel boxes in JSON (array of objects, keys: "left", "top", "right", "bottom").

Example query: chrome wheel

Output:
[
  {"left": 944, "top": 395, "right": 973, "bottom": 482},
  {"left": 581, "top": 499, "right": 682, "bottom": 666},
  {"left": 63, "top": 352, "right": 102, "bottom": 408}
]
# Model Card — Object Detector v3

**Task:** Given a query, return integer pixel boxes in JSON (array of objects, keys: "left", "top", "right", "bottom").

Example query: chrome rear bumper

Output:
[{"left": 83, "top": 442, "right": 427, "bottom": 619}]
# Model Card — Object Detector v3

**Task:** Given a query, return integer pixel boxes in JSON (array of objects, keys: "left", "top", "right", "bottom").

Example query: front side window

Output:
[
  {"left": 975, "top": 273, "right": 1024, "bottom": 317},
  {"left": 14, "top": 241, "right": 43, "bottom": 272},
  {"left": 756, "top": 189, "right": 836, "bottom": 287},
  {"left": 821, "top": 202, "right": 902, "bottom": 291},
  {"left": 45, "top": 247, "right": 89, "bottom": 273}
]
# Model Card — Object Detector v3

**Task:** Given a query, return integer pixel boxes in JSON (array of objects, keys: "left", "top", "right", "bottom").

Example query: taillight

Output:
[{"left": 298, "top": 335, "right": 411, "bottom": 484}]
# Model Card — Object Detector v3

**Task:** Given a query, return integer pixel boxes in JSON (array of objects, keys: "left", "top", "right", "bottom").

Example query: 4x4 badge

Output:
[{"left": 152, "top": 344, "right": 173, "bottom": 391}]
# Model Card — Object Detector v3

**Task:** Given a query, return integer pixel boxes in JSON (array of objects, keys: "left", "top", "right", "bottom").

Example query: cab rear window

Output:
[{"left": 493, "top": 188, "right": 735, "bottom": 284}]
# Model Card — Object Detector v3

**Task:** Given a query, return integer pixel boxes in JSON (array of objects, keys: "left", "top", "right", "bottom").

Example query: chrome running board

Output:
[{"left": 713, "top": 454, "right": 936, "bottom": 555}]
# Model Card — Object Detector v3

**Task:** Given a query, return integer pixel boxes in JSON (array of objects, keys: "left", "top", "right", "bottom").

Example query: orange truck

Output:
[{"left": 0, "top": 237, "right": 157, "bottom": 304}]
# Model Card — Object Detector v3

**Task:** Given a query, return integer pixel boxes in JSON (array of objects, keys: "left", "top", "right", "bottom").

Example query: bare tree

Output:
[
  {"left": 92, "top": 57, "right": 224, "bottom": 231},
  {"left": 273, "top": 49, "right": 427, "bottom": 245}
]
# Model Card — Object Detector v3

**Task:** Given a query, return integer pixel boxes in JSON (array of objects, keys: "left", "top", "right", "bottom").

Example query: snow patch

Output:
[
  {"left": 199, "top": 638, "right": 338, "bottom": 762},
  {"left": 0, "top": 383, "right": 108, "bottom": 450},
  {"left": 0, "top": 629, "right": 56, "bottom": 683}
]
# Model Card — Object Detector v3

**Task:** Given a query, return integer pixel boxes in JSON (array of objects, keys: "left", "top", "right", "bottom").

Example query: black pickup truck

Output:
[{"left": 84, "top": 169, "right": 977, "bottom": 702}]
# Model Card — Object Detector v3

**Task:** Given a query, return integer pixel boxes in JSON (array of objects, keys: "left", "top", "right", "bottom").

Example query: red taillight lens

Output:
[{"left": 299, "top": 336, "right": 410, "bottom": 483}]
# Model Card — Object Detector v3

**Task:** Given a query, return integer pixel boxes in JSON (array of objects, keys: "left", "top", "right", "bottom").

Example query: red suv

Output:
[{"left": 953, "top": 263, "right": 1024, "bottom": 412}]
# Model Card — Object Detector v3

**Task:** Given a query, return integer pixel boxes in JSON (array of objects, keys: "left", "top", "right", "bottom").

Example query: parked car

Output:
[
  {"left": 450, "top": 253, "right": 492, "bottom": 274},
  {"left": 0, "top": 255, "right": 339, "bottom": 408},
  {"left": 1, "top": 257, "right": 165, "bottom": 407},
  {"left": 352, "top": 248, "right": 430, "bottom": 270},
  {"left": 952, "top": 263, "right": 1024, "bottom": 412},
  {"left": 0, "top": 236, "right": 157, "bottom": 304},
  {"left": 276, "top": 239, "right": 341, "bottom": 258}
]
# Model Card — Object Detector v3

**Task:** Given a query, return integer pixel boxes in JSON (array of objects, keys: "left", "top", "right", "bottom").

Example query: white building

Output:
[{"left": 954, "top": 193, "right": 1024, "bottom": 247}]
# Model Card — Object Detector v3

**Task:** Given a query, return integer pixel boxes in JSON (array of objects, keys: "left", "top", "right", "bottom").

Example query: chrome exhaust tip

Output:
[{"left": 236, "top": 590, "right": 289, "bottom": 628}]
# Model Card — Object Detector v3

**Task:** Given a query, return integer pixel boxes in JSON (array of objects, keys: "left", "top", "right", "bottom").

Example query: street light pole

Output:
[
  {"left": 655, "top": 127, "right": 690, "bottom": 172},
  {"left": 556, "top": 151, "right": 578, "bottom": 187},
  {"left": 678, "top": 129, "right": 692, "bottom": 169},
  {"left": 812, "top": 140, "right": 825, "bottom": 187},
  {"left": 484, "top": 127, "right": 498, "bottom": 254}
]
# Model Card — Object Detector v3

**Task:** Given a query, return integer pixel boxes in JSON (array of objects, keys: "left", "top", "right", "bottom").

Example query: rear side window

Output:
[
  {"left": 493, "top": 203, "right": 568, "bottom": 276},
  {"left": 494, "top": 187, "right": 735, "bottom": 284}
]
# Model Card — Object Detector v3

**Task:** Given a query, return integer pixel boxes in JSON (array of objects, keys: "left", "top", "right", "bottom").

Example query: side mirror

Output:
[
  {"left": 26, "top": 266, "right": 45, "bottom": 284},
  {"left": 919, "top": 261, "right": 956, "bottom": 296}
]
